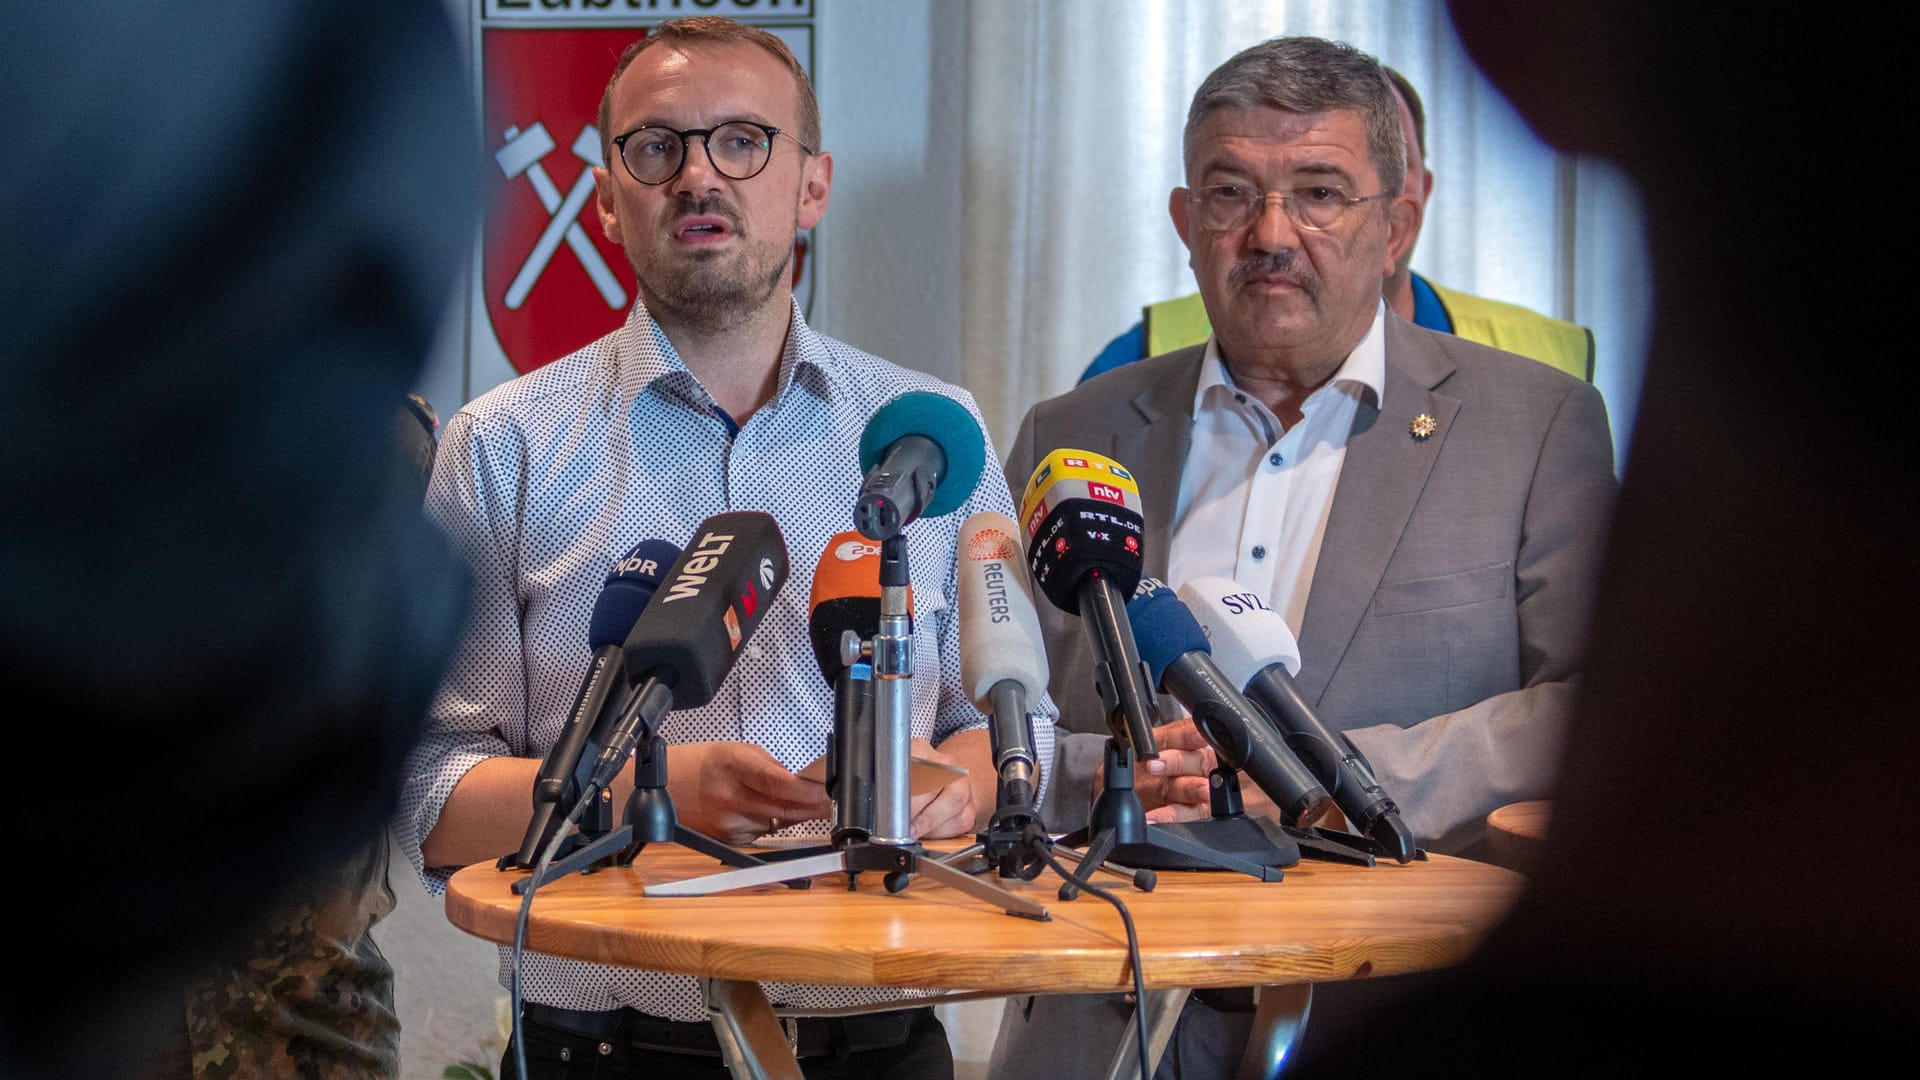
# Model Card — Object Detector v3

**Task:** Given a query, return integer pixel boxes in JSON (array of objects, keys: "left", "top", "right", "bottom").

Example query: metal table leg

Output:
[
  {"left": 1103, "top": 988, "right": 1190, "bottom": 1080},
  {"left": 702, "top": 977, "right": 804, "bottom": 1080},
  {"left": 1236, "top": 984, "right": 1313, "bottom": 1080}
]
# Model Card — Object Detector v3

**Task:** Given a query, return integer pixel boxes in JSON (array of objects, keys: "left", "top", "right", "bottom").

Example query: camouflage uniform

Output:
[
  {"left": 185, "top": 836, "right": 401, "bottom": 1080},
  {"left": 181, "top": 395, "right": 439, "bottom": 1080}
]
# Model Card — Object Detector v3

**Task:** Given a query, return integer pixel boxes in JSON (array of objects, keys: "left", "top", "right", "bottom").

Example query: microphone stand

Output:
[
  {"left": 1155, "top": 765, "right": 1427, "bottom": 868},
  {"left": 507, "top": 686, "right": 810, "bottom": 895},
  {"left": 645, "top": 533, "right": 1050, "bottom": 921}
]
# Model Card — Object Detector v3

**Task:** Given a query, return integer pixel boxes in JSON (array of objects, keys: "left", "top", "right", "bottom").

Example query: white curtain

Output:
[{"left": 957, "top": 0, "right": 1649, "bottom": 465}]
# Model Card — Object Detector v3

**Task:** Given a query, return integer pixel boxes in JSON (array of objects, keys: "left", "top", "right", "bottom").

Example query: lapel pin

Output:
[{"left": 1410, "top": 413, "right": 1437, "bottom": 441}]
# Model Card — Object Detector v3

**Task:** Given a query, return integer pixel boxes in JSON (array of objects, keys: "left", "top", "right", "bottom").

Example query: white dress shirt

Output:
[{"left": 1168, "top": 303, "right": 1387, "bottom": 632}]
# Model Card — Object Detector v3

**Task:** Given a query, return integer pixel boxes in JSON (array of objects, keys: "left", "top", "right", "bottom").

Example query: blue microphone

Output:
[
  {"left": 854, "top": 391, "right": 987, "bottom": 540},
  {"left": 504, "top": 539, "right": 678, "bottom": 868},
  {"left": 1127, "top": 583, "right": 1332, "bottom": 827}
]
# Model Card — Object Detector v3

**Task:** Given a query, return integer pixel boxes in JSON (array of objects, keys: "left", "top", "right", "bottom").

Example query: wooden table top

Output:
[
  {"left": 1487, "top": 800, "right": 1552, "bottom": 844},
  {"left": 446, "top": 839, "right": 1524, "bottom": 993}
]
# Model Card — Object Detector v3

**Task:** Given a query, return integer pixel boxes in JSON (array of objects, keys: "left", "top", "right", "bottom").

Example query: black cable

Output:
[
  {"left": 1039, "top": 841, "right": 1153, "bottom": 1080},
  {"left": 510, "top": 781, "right": 602, "bottom": 1080}
]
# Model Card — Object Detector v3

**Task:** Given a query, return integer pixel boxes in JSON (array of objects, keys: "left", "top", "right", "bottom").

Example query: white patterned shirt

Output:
[{"left": 397, "top": 299, "right": 1054, "bottom": 1020}]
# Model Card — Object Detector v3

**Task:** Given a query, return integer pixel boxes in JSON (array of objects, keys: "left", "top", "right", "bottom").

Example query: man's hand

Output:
[
  {"left": 907, "top": 737, "right": 978, "bottom": 839},
  {"left": 667, "top": 741, "right": 834, "bottom": 845}
]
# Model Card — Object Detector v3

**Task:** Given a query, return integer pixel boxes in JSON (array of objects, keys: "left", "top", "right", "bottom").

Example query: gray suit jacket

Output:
[{"left": 1005, "top": 314, "right": 1615, "bottom": 853}]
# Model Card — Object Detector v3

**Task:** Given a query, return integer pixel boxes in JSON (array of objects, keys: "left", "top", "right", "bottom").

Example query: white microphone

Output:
[
  {"left": 958, "top": 511, "right": 1049, "bottom": 817},
  {"left": 1177, "top": 577, "right": 1417, "bottom": 862}
]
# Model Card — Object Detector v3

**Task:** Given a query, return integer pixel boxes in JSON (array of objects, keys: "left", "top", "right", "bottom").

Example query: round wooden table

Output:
[
  {"left": 447, "top": 839, "right": 1522, "bottom": 1077},
  {"left": 1486, "top": 799, "right": 1553, "bottom": 873}
]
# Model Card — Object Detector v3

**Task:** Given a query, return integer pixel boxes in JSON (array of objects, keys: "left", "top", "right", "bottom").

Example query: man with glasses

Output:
[
  {"left": 1081, "top": 67, "right": 1595, "bottom": 385},
  {"left": 399, "top": 17, "right": 1041, "bottom": 1079},
  {"left": 992, "top": 36, "right": 1614, "bottom": 1079}
]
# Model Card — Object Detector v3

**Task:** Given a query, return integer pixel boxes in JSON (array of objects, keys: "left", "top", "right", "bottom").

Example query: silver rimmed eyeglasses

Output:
[
  {"left": 1185, "top": 183, "right": 1391, "bottom": 232},
  {"left": 611, "top": 121, "right": 814, "bottom": 186}
]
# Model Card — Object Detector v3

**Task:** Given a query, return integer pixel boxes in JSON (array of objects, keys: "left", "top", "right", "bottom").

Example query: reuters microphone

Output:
[
  {"left": 958, "top": 512, "right": 1048, "bottom": 821},
  {"left": 504, "top": 539, "right": 679, "bottom": 869},
  {"left": 808, "top": 531, "right": 909, "bottom": 841},
  {"left": 582, "top": 512, "right": 790, "bottom": 795},
  {"left": 1177, "top": 577, "right": 1417, "bottom": 862},
  {"left": 1126, "top": 581, "right": 1333, "bottom": 827},
  {"left": 854, "top": 391, "right": 988, "bottom": 541},
  {"left": 1018, "top": 449, "right": 1157, "bottom": 757}
]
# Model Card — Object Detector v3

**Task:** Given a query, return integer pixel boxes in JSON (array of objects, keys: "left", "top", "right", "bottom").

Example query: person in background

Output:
[
  {"left": 1080, "top": 66, "right": 1593, "bottom": 385},
  {"left": 1, "top": 3, "right": 474, "bottom": 1077},
  {"left": 994, "top": 35, "right": 1614, "bottom": 1079}
]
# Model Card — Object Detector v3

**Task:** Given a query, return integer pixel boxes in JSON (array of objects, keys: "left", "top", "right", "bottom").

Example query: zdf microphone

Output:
[
  {"left": 1126, "top": 581, "right": 1332, "bottom": 828},
  {"left": 1177, "top": 578, "right": 1417, "bottom": 862},
  {"left": 854, "top": 391, "right": 987, "bottom": 541}
]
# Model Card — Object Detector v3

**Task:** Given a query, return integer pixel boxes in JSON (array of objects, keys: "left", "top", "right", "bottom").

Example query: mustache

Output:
[
  {"left": 1228, "top": 250, "right": 1316, "bottom": 292},
  {"left": 669, "top": 193, "right": 742, "bottom": 229}
]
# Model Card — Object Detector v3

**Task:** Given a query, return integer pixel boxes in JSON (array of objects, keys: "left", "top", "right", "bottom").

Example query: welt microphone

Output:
[
  {"left": 505, "top": 539, "right": 678, "bottom": 869},
  {"left": 854, "top": 391, "right": 987, "bottom": 541},
  {"left": 1018, "top": 449, "right": 1158, "bottom": 757},
  {"left": 807, "top": 531, "right": 909, "bottom": 840},
  {"left": 1126, "top": 582, "right": 1332, "bottom": 827},
  {"left": 581, "top": 512, "right": 791, "bottom": 796},
  {"left": 1176, "top": 578, "right": 1416, "bottom": 862},
  {"left": 958, "top": 511, "right": 1049, "bottom": 820}
]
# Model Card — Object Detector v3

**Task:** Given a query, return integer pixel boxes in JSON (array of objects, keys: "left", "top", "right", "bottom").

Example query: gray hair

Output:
[{"left": 1184, "top": 37, "right": 1406, "bottom": 196}]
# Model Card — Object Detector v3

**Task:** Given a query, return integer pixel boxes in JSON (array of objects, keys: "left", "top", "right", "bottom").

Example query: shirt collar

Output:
[
  {"left": 613, "top": 297, "right": 829, "bottom": 409},
  {"left": 1193, "top": 300, "right": 1388, "bottom": 419}
]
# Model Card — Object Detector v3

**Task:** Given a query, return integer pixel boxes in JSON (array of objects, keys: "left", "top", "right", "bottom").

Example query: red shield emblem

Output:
[{"left": 482, "top": 28, "right": 643, "bottom": 374}]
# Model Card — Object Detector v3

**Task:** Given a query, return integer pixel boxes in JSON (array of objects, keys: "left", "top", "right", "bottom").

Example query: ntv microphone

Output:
[
  {"left": 958, "top": 512, "right": 1049, "bottom": 829},
  {"left": 1126, "top": 582, "right": 1333, "bottom": 827},
  {"left": 1177, "top": 578, "right": 1417, "bottom": 862},
  {"left": 582, "top": 511, "right": 791, "bottom": 795},
  {"left": 1018, "top": 449, "right": 1158, "bottom": 757},
  {"left": 808, "top": 531, "right": 909, "bottom": 842},
  {"left": 853, "top": 391, "right": 988, "bottom": 541},
  {"left": 504, "top": 540, "right": 678, "bottom": 869}
]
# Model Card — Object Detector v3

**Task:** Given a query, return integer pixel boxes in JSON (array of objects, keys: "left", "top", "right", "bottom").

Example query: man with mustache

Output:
[
  {"left": 992, "top": 35, "right": 1615, "bottom": 1079},
  {"left": 399, "top": 17, "right": 1041, "bottom": 1079}
]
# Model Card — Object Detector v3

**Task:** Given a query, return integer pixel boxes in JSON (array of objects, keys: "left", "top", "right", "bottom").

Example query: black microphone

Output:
[
  {"left": 1017, "top": 449, "right": 1158, "bottom": 757},
  {"left": 854, "top": 391, "right": 988, "bottom": 541},
  {"left": 958, "top": 511, "right": 1050, "bottom": 821},
  {"left": 1127, "top": 582, "right": 1332, "bottom": 827},
  {"left": 581, "top": 512, "right": 791, "bottom": 795},
  {"left": 504, "top": 540, "right": 678, "bottom": 868},
  {"left": 1177, "top": 578, "right": 1417, "bottom": 862}
]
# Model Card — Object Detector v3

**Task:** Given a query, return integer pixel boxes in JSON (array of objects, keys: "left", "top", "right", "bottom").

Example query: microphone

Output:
[
  {"left": 854, "top": 391, "right": 988, "bottom": 541},
  {"left": 958, "top": 512, "right": 1049, "bottom": 822},
  {"left": 581, "top": 512, "right": 791, "bottom": 795},
  {"left": 807, "top": 531, "right": 908, "bottom": 841},
  {"left": 1018, "top": 449, "right": 1158, "bottom": 757},
  {"left": 1126, "top": 582, "right": 1332, "bottom": 827},
  {"left": 1176, "top": 578, "right": 1417, "bottom": 862},
  {"left": 505, "top": 540, "right": 678, "bottom": 868}
]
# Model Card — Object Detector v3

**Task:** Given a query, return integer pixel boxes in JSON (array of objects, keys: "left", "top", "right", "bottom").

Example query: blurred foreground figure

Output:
[
  {"left": 1290, "top": 4, "right": 1918, "bottom": 1073},
  {"left": 0, "top": 3, "right": 475, "bottom": 1076}
]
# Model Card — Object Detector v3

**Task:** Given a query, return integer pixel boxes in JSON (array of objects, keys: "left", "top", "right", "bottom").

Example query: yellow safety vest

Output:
[{"left": 1142, "top": 286, "right": 1594, "bottom": 382}]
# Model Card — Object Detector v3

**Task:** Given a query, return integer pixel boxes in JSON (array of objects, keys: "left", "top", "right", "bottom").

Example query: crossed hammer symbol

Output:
[{"left": 496, "top": 122, "right": 627, "bottom": 311}]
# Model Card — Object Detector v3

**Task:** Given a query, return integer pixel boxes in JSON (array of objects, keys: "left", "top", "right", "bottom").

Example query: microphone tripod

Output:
[
  {"left": 507, "top": 705, "right": 812, "bottom": 895},
  {"left": 645, "top": 533, "right": 1050, "bottom": 921}
]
